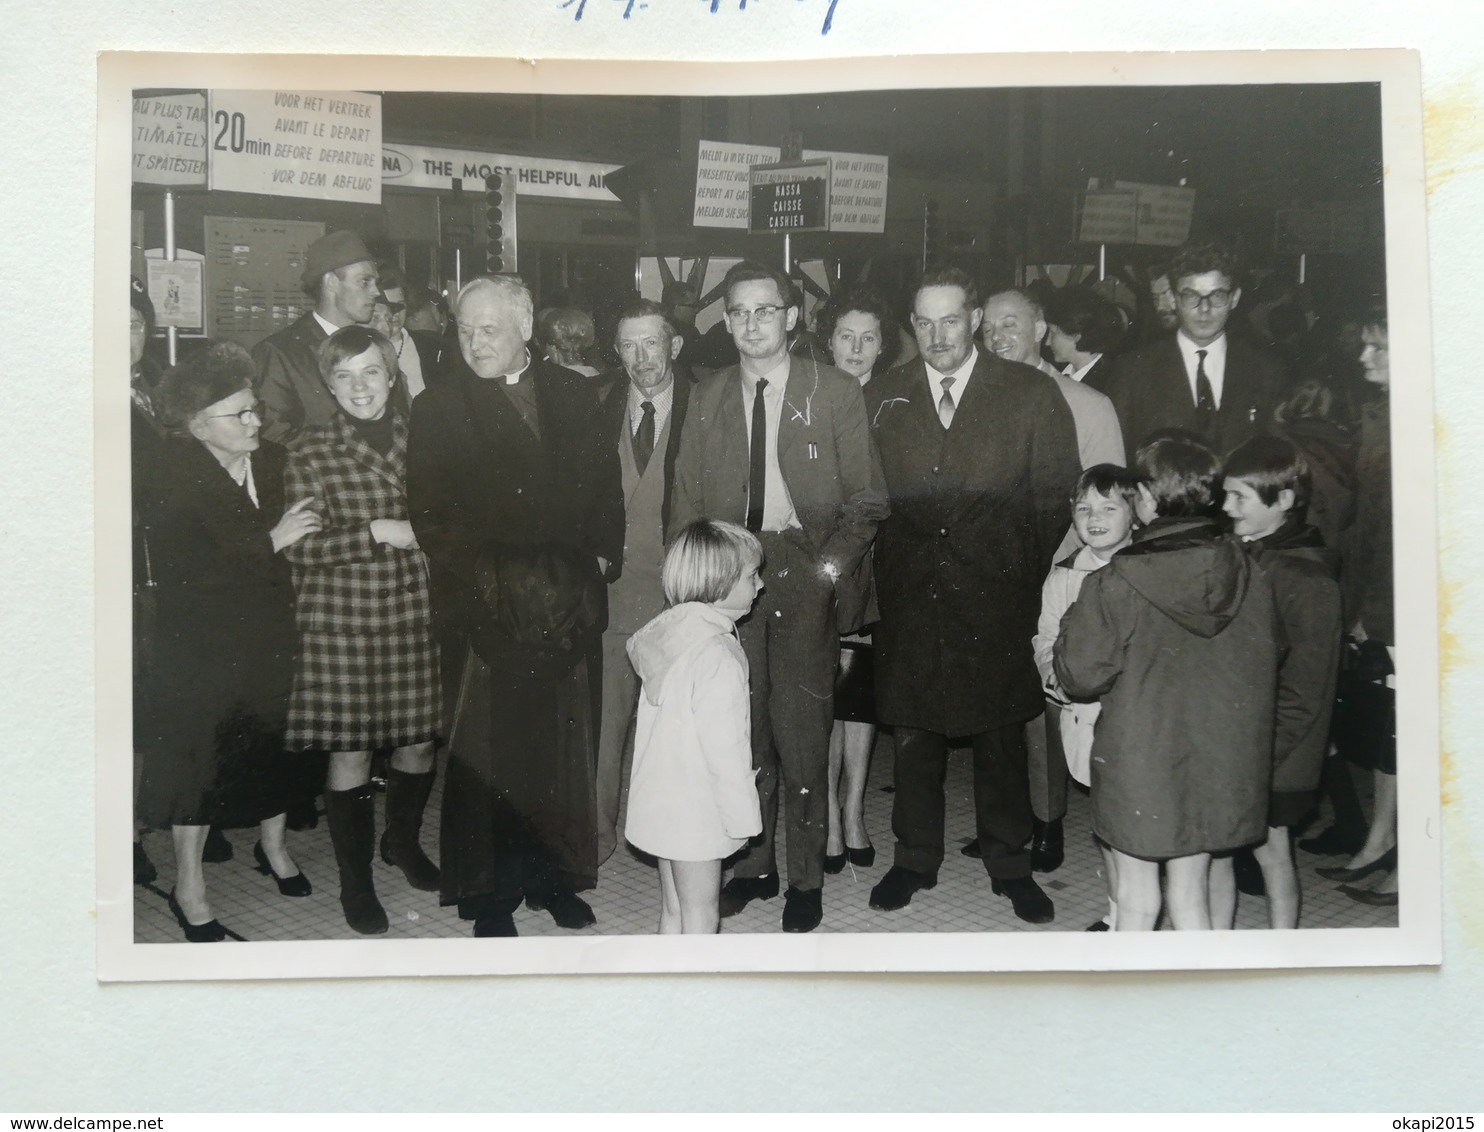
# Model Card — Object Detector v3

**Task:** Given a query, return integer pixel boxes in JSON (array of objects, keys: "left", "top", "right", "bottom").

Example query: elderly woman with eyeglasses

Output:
[{"left": 136, "top": 342, "right": 322, "bottom": 941}]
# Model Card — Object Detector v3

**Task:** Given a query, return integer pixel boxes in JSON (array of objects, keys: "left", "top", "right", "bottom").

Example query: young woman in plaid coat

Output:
[{"left": 283, "top": 326, "right": 442, "bottom": 935}]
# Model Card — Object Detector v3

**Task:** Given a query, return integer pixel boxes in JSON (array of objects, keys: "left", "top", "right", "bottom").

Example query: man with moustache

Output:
[
  {"left": 1095, "top": 242, "right": 1285, "bottom": 461},
  {"left": 669, "top": 261, "right": 888, "bottom": 933},
  {"left": 866, "top": 267, "right": 1080, "bottom": 924},
  {"left": 591, "top": 299, "right": 692, "bottom": 865},
  {"left": 407, "top": 274, "right": 623, "bottom": 938},
  {"left": 253, "top": 230, "right": 381, "bottom": 446}
]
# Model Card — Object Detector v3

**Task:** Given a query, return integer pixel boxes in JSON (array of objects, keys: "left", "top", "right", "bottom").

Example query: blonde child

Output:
[
  {"left": 1032, "top": 464, "right": 1141, "bottom": 931},
  {"left": 624, "top": 520, "right": 765, "bottom": 934}
]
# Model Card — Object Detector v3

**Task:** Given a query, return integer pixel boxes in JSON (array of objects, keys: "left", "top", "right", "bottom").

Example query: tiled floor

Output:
[{"left": 134, "top": 734, "right": 1398, "bottom": 942}]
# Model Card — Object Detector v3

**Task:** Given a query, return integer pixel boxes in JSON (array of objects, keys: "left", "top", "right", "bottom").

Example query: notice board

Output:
[{"left": 203, "top": 216, "right": 325, "bottom": 347}]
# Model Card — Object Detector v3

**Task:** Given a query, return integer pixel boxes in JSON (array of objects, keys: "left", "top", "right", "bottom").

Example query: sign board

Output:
[
  {"left": 381, "top": 142, "right": 620, "bottom": 201},
  {"left": 203, "top": 216, "right": 325, "bottom": 346},
  {"left": 1114, "top": 180, "right": 1196, "bottom": 247},
  {"left": 1274, "top": 206, "right": 1370, "bottom": 255},
  {"left": 145, "top": 257, "right": 204, "bottom": 329},
  {"left": 132, "top": 93, "right": 208, "bottom": 186},
  {"left": 1077, "top": 190, "right": 1139, "bottom": 244},
  {"left": 206, "top": 90, "right": 381, "bottom": 204},
  {"left": 693, "top": 140, "right": 888, "bottom": 232},
  {"left": 749, "top": 159, "right": 831, "bottom": 234}
]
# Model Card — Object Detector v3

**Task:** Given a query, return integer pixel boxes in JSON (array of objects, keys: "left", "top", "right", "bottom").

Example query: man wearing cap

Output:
[
  {"left": 251, "top": 230, "right": 380, "bottom": 446},
  {"left": 374, "top": 265, "right": 452, "bottom": 400}
]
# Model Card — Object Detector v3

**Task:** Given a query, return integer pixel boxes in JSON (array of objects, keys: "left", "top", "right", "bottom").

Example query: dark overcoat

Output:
[
  {"left": 281, "top": 410, "right": 440, "bottom": 750},
  {"left": 867, "top": 351, "right": 1081, "bottom": 735},
  {"left": 135, "top": 437, "right": 311, "bottom": 827},
  {"left": 1054, "top": 517, "right": 1282, "bottom": 859},
  {"left": 407, "top": 357, "right": 624, "bottom": 901},
  {"left": 1090, "top": 332, "right": 1286, "bottom": 463}
]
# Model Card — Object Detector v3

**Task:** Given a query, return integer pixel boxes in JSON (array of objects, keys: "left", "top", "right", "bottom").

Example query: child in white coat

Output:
[
  {"left": 1032, "top": 464, "right": 1141, "bottom": 931},
  {"left": 625, "top": 520, "right": 765, "bottom": 934}
]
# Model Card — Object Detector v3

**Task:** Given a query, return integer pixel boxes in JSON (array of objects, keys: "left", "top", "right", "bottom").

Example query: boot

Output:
[
  {"left": 324, "top": 784, "right": 388, "bottom": 935},
  {"left": 380, "top": 768, "right": 440, "bottom": 892}
]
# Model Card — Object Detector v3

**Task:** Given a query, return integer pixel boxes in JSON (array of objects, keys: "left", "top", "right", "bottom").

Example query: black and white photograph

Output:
[{"left": 96, "top": 48, "right": 1440, "bottom": 980}]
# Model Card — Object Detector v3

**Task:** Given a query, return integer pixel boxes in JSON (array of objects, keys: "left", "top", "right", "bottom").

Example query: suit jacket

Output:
[
  {"left": 868, "top": 351, "right": 1081, "bottom": 734},
  {"left": 252, "top": 312, "right": 412, "bottom": 446},
  {"left": 595, "top": 370, "right": 692, "bottom": 546},
  {"left": 1038, "top": 358, "right": 1126, "bottom": 469},
  {"left": 406, "top": 356, "right": 624, "bottom": 634},
  {"left": 408, "top": 329, "right": 457, "bottom": 390},
  {"left": 668, "top": 355, "right": 888, "bottom": 633},
  {"left": 1091, "top": 333, "right": 1285, "bottom": 462}
]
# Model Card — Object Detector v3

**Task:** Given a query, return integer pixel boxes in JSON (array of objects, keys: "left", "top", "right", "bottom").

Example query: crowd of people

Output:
[{"left": 128, "top": 228, "right": 1397, "bottom": 940}]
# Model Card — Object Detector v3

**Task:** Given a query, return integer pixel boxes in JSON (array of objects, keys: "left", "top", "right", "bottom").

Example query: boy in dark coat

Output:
[
  {"left": 1215, "top": 436, "right": 1343, "bottom": 928},
  {"left": 1054, "top": 433, "right": 1282, "bottom": 931}
]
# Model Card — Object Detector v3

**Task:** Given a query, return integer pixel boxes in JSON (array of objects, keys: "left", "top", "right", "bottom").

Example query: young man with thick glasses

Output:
[{"left": 1090, "top": 242, "right": 1286, "bottom": 463}]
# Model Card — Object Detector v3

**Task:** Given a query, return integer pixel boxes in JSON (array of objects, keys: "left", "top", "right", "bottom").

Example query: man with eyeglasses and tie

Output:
[
  {"left": 591, "top": 299, "right": 693, "bottom": 865},
  {"left": 1092, "top": 242, "right": 1285, "bottom": 462},
  {"left": 865, "top": 267, "right": 1080, "bottom": 925},
  {"left": 668, "top": 261, "right": 888, "bottom": 933}
]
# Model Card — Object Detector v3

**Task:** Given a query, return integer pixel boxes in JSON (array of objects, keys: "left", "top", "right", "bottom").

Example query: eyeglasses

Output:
[
  {"left": 726, "top": 305, "right": 786, "bottom": 326},
  {"left": 1177, "top": 288, "right": 1234, "bottom": 311},
  {"left": 207, "top": 405, "right": 262, "bottom": 425}
]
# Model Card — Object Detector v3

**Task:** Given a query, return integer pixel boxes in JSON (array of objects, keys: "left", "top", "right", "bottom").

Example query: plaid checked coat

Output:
[{"left": 282, "top": 410, "right": 441, "bottom": 750}]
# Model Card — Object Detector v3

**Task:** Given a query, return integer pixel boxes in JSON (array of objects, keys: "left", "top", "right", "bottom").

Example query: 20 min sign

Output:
[{"left": 206, "top": 90, "right": 382, "bottom": 205}]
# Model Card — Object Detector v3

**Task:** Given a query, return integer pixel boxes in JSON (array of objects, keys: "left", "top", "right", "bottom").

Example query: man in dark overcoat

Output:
[
  {"left": 591, "top": 298, "right": 692, "bottom": 864},
  {"left": 406, "top": 273, "right": 623, "bottom": 938},
  {"left": 251, "top": 230, "right": 383, "bottom": 447},
  {"left": 668, "top": 261, "right": 888, "bottom": 933},
  {"left": 1089, "top": 242, "right": 1286, "bottom": 462},
  {"left": 866, "top": 266, "right": 1081, "bottom": 924}
]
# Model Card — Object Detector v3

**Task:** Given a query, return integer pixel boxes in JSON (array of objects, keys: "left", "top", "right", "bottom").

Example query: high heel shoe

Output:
[
  {"left": 166, "top": 890, "right": 227, "bottom": 943},
  {"left": 845, "top": 844, "right": 875, "bottom": 868},
  {"left": 1316, "top": 846, "right": 1397, "bottom": 883},
  {"left": 1340, "top": 883, "right": 1399, "bottom": 907},
  {"left": 253, "top": 841, "right": 312, "bottom": 897},
  {"left": 823, "top": 852, "right": 847, "bottom": 875}
]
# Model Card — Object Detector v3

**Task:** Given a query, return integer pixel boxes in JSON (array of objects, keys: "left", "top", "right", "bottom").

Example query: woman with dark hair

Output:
[
  {"left": 138, "top": 342, "right": 322, "bottom": 941},
  {"left": 816, "top": 285, "right": 900, "bottom": 873},
  {"left": 1044, "top": 286, "right": 1124, "bottom": 388},
  {"left": 283, "top": 325, "right": 442, "bottom": 935}
]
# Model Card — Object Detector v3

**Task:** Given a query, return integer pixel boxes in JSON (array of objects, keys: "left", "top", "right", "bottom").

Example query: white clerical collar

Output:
[{"left": 500, "top": 350, "right": 533, "bottom": 385}]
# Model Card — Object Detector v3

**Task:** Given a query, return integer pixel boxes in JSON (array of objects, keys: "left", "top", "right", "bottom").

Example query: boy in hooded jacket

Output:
[{"left": 1054, "top": 433, "right": 1282, "bottom": 931}]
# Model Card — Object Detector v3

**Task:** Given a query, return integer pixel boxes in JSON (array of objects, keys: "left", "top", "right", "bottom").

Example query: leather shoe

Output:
[
  {"left": 718, "top": 874, "right": 780, "bottom": 918},
  {"left": 845, "top": 844, "right": 876, "bottom": 868},
  {"left": 166, "top": 890, "right": 227, "bottom": 943},
  {"left": 1297, "top": 825, "right": 1366, "bottom": 856},
  {"left": 960, "top": 838, "right": 983, "bottom": 859},
  {"left": 253, "top": 840, "right": 312, "bottom": 897},
  {"left": 1316, "top": 846, "right": 1397, "bottom": 884},
  {"left": 991, "top": 875, "right": 1055, "bottom": 924},
  {"left": 473, "top": 913, "right": 518, "bottom": 937},
  {"left": 1031, "top": 818, "right": 1064, "bottom": 874},
  {"left": 823, "top": 853, "right": 847, "bottom": 875},
  {"left": 202, "top": 826, "right": 233, "bottom": 863},
  {"left": 1340, "top": 884, "right": 1399, "bottom": 907},
  {"left": 1085, "top": 918, "right": 1111, "bottom": 932},
  {"left": 526, "top": 888, "right": 596, "bottom": 929},
  {"left": 133, "top": 841, "right": 157, "bottom": 886},
  {"left": 781, "top": 886, "right": 823, "bottom": 933},
  {"left": 869, "top": 865, "right": 936, "bottom": 912}
]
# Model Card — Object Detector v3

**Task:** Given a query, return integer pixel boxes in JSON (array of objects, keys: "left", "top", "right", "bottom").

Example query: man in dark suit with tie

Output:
[
  {"left": 1090, "top": 242, "right": 1285, "bottom": 461},
  {"left": 866, "top": 267, "right": 1081, "bottom": 924},
  {"left": 252, "top": 229, "right": 381, "bottom": 446},
  {"left": 592, "top": 299, "right": 692, "bottom": 865},
  {"left": 669, "top": 261, "right": 889, "bottom": 933}
]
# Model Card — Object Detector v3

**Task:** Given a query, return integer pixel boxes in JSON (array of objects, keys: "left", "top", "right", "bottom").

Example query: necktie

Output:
[
  {"left": 1195, "top": 349, "right": 1216, "bottom": 418},
  {"left": 633, "top": 400, "right": 656, "bottom": 475},
  {"left": 746, "top": 379, "right": 768, "bottom": 532},
  {"left": 937, "top": 375, "right": 957, "bottom": 430}
]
